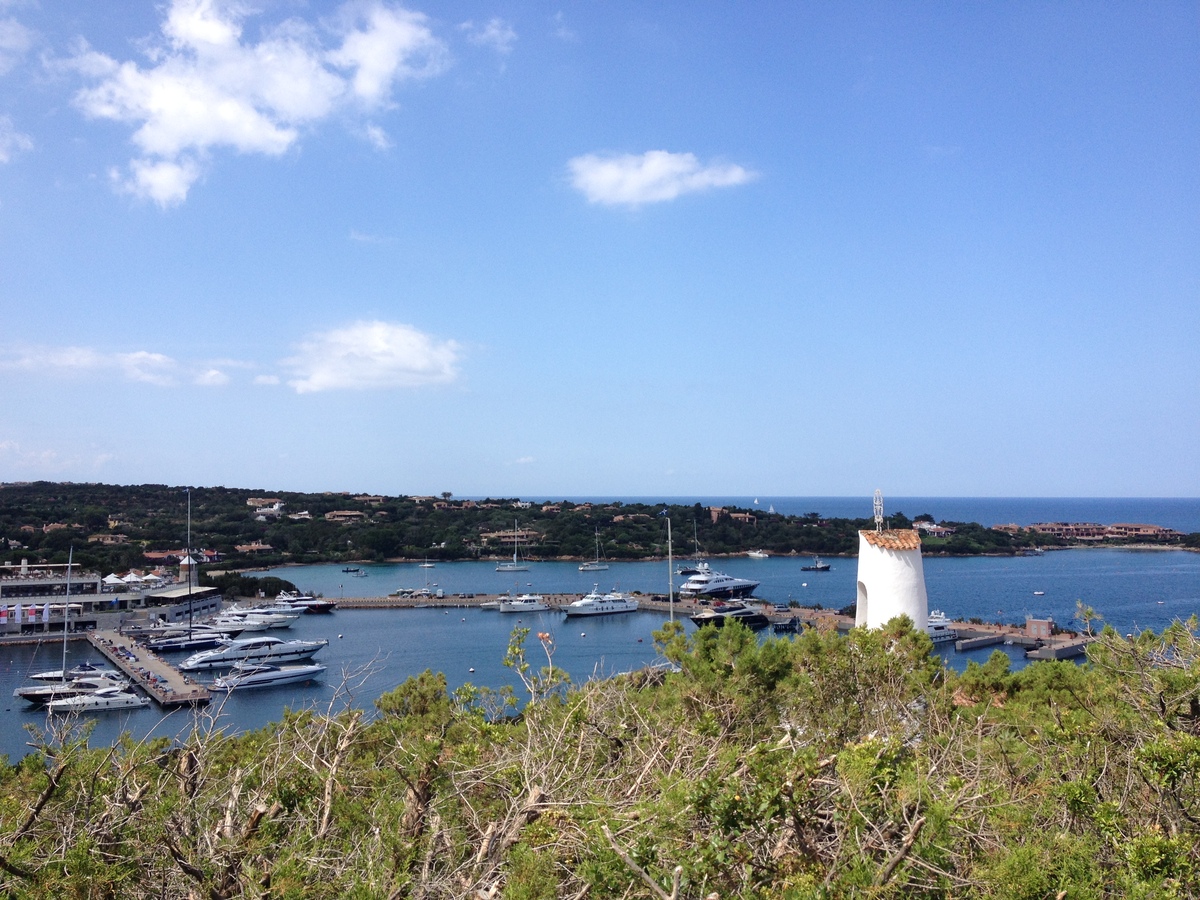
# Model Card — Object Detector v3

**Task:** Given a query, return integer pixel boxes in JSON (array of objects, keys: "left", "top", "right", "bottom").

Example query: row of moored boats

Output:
[{"left": 13, "top": 592, "right": 338, "bottom": 712}]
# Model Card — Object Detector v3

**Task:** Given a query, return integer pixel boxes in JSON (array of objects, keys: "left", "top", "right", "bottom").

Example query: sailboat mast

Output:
[
  {"left": 667, "top": 516, "right": 674, "bottom": 622},
  {"left": 61, "top": 546, "right": 73, "bottom": 673},
  {"left": 186, "top": 488, "right": 193, "bottom": 635}
]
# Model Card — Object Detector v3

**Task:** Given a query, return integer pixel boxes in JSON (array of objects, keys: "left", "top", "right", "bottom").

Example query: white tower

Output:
[{"left": 855, "top": 491, "right": 928, "bottom": 631}]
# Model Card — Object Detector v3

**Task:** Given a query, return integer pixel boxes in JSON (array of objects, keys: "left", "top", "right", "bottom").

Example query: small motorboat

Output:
[{"left": 800, "top": 556, "right": 831, "bottom": 572}]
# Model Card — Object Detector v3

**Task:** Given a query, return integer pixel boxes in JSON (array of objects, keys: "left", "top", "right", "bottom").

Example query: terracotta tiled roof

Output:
[{"left": 860, "top": 529, "right": 922, "bottom": 551}]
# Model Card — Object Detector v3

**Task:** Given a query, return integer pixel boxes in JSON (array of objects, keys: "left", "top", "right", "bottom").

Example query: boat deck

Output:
[{"left": 87, "top": 631, "right": 210, "bottom": 708}]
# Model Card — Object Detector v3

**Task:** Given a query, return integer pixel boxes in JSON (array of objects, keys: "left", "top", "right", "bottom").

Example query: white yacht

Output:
[
  {"left": 180, "top": 636, "right": 328, "bottom": 671},
  {"left": 926, "top": 610, "right": 959, "bottom": 645},
  {"left": 746, "top": 549, "right": 769, "bottom": 559},
  {"left": 16, "top": 673, "right": 130, "bottom": 706},
  {"left": 564, "top": 588, "right": 638, "bottom": 617},
  {"left": 499, "top": 594, "right": 548, "bottom": 613},
  {"left": 48, "top": 686, "right": 149, "bottom": 713},
  {"left": 211, "top": 662, "right": 327, "bottom": 691},
  {"left": 677, "top": 563, "right": 759, "bottom": 599},
  {"left": 28, "top": 661, "right": 120, "bottom": 682}
]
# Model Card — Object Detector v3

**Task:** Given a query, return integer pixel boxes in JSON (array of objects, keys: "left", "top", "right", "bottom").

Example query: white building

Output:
[{"left": 855, "top": 527, "right": 929, "bottom": 632}]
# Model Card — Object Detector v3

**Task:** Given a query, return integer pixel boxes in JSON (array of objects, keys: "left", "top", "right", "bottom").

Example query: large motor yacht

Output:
[
  {"left": 689, "top": 602, "right": 771, "bottom": 631},
  {"left": 180, "top": 636, "right": 328, "bottom": 671},
  {"left": 677, "top": 563, "right": 759, "bottom": 599},
  {"left": 211, "top": 662, "right": 328, "bottom": 691},
  {"left": 564, "top": 588, "right": 638, "bottom": 617},
  {"left": 47, "top": 686, "right": 150, "bottom": 713}
]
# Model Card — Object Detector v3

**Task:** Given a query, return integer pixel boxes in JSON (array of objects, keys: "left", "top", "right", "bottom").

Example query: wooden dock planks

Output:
[{"left": 88, "top": 631, "right": 210, "bottom": 708}]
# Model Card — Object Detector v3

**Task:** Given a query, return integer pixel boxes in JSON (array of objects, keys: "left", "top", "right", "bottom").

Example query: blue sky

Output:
[{"left": 0, "top": 1, "right": 1196, "bottom": 498}]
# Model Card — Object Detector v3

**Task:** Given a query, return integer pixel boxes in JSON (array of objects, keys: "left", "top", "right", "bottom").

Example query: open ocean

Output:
[{"left": 2, "top": 497, "right": 1197, "bottom": 763}]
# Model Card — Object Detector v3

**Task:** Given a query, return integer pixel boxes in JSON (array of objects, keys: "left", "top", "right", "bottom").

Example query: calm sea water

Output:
[{"left": 4, "top": 547, "right": 1198, "bottom": 763}]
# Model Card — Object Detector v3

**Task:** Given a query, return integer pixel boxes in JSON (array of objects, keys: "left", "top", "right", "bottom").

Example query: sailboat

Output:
[
  {"left": 496, "top": 520, "right": 530, "bottom": 572},
  {"left": 579, "top": 529, "right": 609, "bottom": 572}
]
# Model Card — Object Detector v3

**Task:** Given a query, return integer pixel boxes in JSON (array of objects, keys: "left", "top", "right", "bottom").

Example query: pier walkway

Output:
[{"left": 87, "top": 631, "right": 210, "bottom": 708}]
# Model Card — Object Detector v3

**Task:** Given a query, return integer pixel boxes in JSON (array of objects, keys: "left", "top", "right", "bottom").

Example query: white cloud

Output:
[
  {"left": 0, "top": 16, "right": 32, "bottom": 75},
  {"left": 282, "top": 320, "right": 460, "bottom": 393},
  {"left": 115, "top": 351, "right": 178, "bottom": 385},
  {"left": 254, "top": 374, "right": 280, "bottom": 385},
  {"left": 194, "top": 368, "right": 230, "bottom": 386},
  {"left": 567, "top": 150, "right": 756, "bottom": 207},
  {"left": 66, "top": 0, "right": 448, "bottom": 206},
  {"left": 513, "top": 456, "right": 534, "bottom": 465},
  {"left": 0, "top": 114, "right": 32, "bottom": 163},
  {"left": 461, "top": 17, "right": 517, "bottom": 55},
  {"left": 327, "top": 3, "right": 449, "bottom": 105}
]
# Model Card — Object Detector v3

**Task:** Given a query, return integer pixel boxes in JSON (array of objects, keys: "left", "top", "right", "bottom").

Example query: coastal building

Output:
[
  {"left": 855, "top": 492, "right": 929, "bottom": 632},
  {"left": 325, "top": 510, "right": 368, "bottom": 524}
]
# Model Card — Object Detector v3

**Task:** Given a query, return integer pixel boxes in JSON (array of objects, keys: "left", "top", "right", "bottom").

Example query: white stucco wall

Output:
[{"left": 855, "top": 531, "right": 928, "bottom": 631}]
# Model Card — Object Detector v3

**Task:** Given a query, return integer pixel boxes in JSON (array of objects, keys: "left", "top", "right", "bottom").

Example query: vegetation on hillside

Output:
[
  {"left": 1, "top": 616, "right": 1197, "bottom": 898},
  {"left": 0, "top": 482, "right": 1097, "bottom": 576}
]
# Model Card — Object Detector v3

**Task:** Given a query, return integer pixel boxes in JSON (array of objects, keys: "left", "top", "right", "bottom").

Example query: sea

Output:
[{"left": 2, "top": 497, "right": 1197, "bottom": 763}]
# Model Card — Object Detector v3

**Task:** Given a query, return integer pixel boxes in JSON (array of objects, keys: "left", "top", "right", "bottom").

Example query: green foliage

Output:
[{"left": 2, "top": 617, "right": 1199, "bottom": 897}]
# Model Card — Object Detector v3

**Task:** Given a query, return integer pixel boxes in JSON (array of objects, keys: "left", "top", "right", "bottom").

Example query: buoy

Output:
[
  {"left": 461, "top": 617, "right": 466, "bottom": 621},
  {"left": 338, "top": 634, "right": 343, "bottom": 639},
  {"left": 802, "top": 582, "right": 807, "bottom": 588},
  {"left": 580, "top": 632, "right": 586, "bottom": 637},
  {"left": 469, "top": 667, "right": 475, "bottom": 673}
]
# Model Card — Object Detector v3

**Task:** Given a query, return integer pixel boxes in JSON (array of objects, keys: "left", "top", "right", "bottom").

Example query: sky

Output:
[{"left": 0, "top": 1, "right": 1196, "bottom": 499}]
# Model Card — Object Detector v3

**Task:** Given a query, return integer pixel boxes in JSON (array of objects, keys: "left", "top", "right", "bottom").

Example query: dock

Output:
[{"left": 87, "top": 631, "right": 210, "bottom": 708}]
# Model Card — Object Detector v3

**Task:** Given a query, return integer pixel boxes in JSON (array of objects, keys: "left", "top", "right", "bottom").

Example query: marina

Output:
[{"left": 1, "top": 547, "right": 1197, "bottom": 763}]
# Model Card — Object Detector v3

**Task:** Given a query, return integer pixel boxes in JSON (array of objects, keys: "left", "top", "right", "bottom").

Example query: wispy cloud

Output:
[
  {"left": 0, "top": 439, "right": 114, "bottom": 478},
  {"left": 461, "top": 17, "right": 517, "bottom": 55},
  {"left": 550, "top": 12, "right": 576, "bottom": 42},
  {"left": 567, "top": 150, "right": 756, "bottom": 207},
  {"left": 63, "top": 0, "right": 449, "bottom": 206},
  {"left": 0, "top": 345, "right": 182, "bottom": 385},
  {"left": 0, "top": 114, "right": 32, "bottom": 163},
  {"left": 363, "top": 123, "right": 392, "bottom": 150},
  {"left": 0, "top": 15, "right": 33, "bottom": 75},
  {"left": 282, "top": 320, "right": 461, "bottom": 393},
  {"left": 349, "top": 228, "right": 390, "bottom": 243}
]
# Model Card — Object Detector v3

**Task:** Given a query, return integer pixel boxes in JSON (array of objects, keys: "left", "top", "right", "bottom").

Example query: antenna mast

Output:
[{"left": 873, "top": 490, "right": 884, "bottom": 533}]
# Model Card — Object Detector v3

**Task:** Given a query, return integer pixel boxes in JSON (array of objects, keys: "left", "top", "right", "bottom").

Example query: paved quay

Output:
[{"left": 87, "top": 631, "right": 210, "bottom": 708}]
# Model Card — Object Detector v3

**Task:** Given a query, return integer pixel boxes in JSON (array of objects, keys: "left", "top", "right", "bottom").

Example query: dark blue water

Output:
[{"left": 3, "top": 548, "right": 1197, "bottom": 764}]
